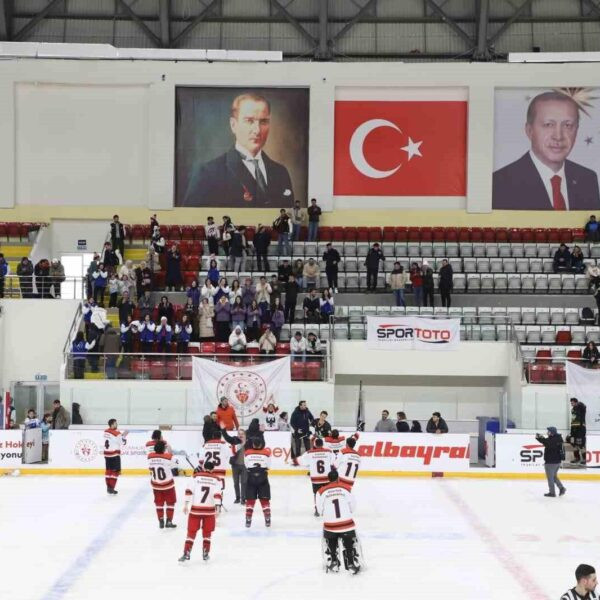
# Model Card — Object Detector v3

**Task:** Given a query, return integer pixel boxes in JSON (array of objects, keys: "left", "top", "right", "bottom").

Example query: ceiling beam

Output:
[
  {"left": 329, "top": 0, "right": 378, "bottom": 44},
  {"left": 171, "top": 0, "right": 220, "bottom": 48},
  {"left": 424, "top": 0, "right": 475, "bottom": 48},
  {"left": 488, "top": 0, "right": 533, "bottom": 46},
  {"left": 473, "top": 0, "right": 491, "bottom": 60},
  {"left": 158, "top": 0, "right": 171, "bottom": 47},
  {"left": 269, "top": 0, "right": 318, "bottom": 48},
  {"left": 317, "top": 0, "right": 330, "bottom": 59},
  {"left": 116, "top": 0, "right": 162, "bottom": 47},
  {"left": 13, "top": 0, "right": 63, "bottom": 42}
]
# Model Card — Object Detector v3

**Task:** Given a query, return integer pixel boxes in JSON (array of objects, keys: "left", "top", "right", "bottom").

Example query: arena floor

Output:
[{"left": 1, "top": 474, "right": 592, "bottom": 600}]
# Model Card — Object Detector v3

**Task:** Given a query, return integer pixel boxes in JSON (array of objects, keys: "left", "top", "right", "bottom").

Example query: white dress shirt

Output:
[
  {"left": 529, "top": 150, "right": 569, "bottom": 209},
  {"left": 236, "top": 142, "right": 268, "bottom": 185}
]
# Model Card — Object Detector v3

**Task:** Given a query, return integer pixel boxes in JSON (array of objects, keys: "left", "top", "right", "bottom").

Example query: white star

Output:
[{"left": 401, "top": 137, "right": 423, "bottom": 161}]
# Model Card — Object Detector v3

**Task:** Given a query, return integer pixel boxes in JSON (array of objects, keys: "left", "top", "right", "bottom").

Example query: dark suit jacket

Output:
[
  {"left": 493, "top": 152, "right": 600, "bottom": 210},
  {"left": 181, "top": 147, "right": 295, "bottom": 208}
]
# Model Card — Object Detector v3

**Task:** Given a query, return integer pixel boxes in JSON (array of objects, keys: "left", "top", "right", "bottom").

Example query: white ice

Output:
[{"left": 0, "top": 473, "right": 594, "bottom": 600}]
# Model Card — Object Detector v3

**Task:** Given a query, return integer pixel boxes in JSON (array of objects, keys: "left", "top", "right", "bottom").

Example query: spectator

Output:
[
  {"left": 273, "top": 208, "right": 291, "bottom": 256},
  {"left": 150, "top": 226, "right": 165, "bottom": 255},
  {"left": 307, "top": 198, "right": 321, "bottom": 241},
  {"left": 86, "top": 253, "right": 100, "bottom": 298},
  {"left": 110, "top": 214, "right": 125, "bottom": 258},
  {"left": 203, "top": 412, "right": 220, "bottom": 442},
  {"left": 389, "top": 262, "right": 409, "bottom": 307},
  {"left": 108, "top": 273, "right": 119, "bottom": 308},
  {"left": 256, "top": 276, "right": 272, "bottom": 320},
  {"left": 561, "top": 564, "right": 598, "bottom": 600},
  {"left": 82, "top": 298, "right": 96, "bottom": 335},
  {"left": 396, "top": 411, "right": 410, "bottom": 432},
  {"left": 198, "top": 297, "right": 215, "bottom": 341},
  {"left": 120, "top": 315, "right": 139, "bottom": 353},
  {"left": 206, "top": 216, "right": 220, "bottom": 256},
  {"left": 165, "top": 244, "right": 183, "bottom": 291},
  {"left": 553, "top": 243, "right": 572, "bottom": 273},
  {"left": 584, "top": 259, "right": 598, "bottom": 288},
  {"left": 90, "top": 304, "right": 110, "bottom": 336},
  {"left": 175, "top": 314, "right": 192, "bottom": 353},
  {"left": 253, "top": 225, "right": 271, "bottom": 272},
  {"left": 24, "top": 409, "right": 41, "bottom": 429},
  {"left": 411, "top": 420, "right": 423, "bottom": 433},
  {"left": 101, "top": 241, "right": 121, "bottom": 270},
  {"left": 535, "top": 426, "right": 566, "bottom": 497},
  {"left": 364, "top": 243, "right": 385, "bottom": 292},
  {"left": 271, "top": 298, "right": 285, "bottom": 339},
  {"left": 214, "top": 277, "right": 231, "bottom": 304},
  {"left": 221, "top": 216, "right": 235, "bottom": 257},
  {"left": 155, "top": 317, "right": 173, "bottom": 353},
  {"left": 51, "top": 400, "right": 70, "bottom": 430},
  {"left": 72, "top": 331, "right": 96, "bottom": 378},
  {"left": 245, "top": 418, "right": 265, "bottom": 449},
  {"left": 583, "top": 341, "right": 599, "bottom": 368},
  {"left": 216, "top": 397, "right": 239, "bottom": 430},
  {"left": 320, "top": 289, "right": 334, "bottom": 322},
  {"left": 303, "top": 288, "right": 320, "bottom": 322},
  {"left": 231, "top": 296, "right": 247, "bottom": 331},
  {"left": 146, "top": 247, "right": 161, "bottom": 277},
  {"left": 303, "top": 258, "right": 320, "bottom": 290},
  {"left": 92, "top": 263, "right": 108, "bottom": 304},
  {"left": 322, "top": 242, "right": 341, "bottom": 293},
  {"left": 241, "top": 278, "right": 256, "bottom": 307},
  {"left": 290, "top": 400, "right": 315, "bottom": 465},
  {"left": 258, "top": 324, "right": 277, "bottom": 356},
  {"left": 269, "top": 274, "right": 283, "bottom": 307},
  {"left": 49, "top": 259, "right": 65, "bottom": 299},
  {"left": 214, "top": 296, "right": 232, "bottom": 342},
  {"left": 262, "top": 402, "right": 280, "bottom": 431},
  {"left": 293, "top": 258, "right": 304, "bottom": 289},
  {"left": 138, "top": 290, "right": 154, "bottom": 320},
  {"left": 278, "top": 259, "right": 292, "bottom": 283},
  {"left": 207, "top": 259, "right": 220, "bottom": 287},
  {"left": 421, "top": 261, "right": 435, "bottom": 307},
  {"left": 139, "top": 314, "right": 156, "bottom": 353},
  {"left": 438, "top": 259, "right": 453, "bottom": 308},
  {"left": 220, "top": 428, "right": 247, "bottom": 504},
  {"left": 137, "top": 261, "right": 153, "bottom": 295},
  {"left": 285, "top": 274, "right": 300, "bottom": 324},
  {"left": 72, "top": 403, "right": 83, "bottom": 425},
  {"left": 0, "top": 253, "right": 8, "bottom": 298},
  {"left": 290, "top": 331, "right": 307, "bottom": 361},
  {"left": 228, "top": 226, "right": 247, "bottom": 272},
  {"left": 17, "top": 257, "right": 34, "bottom": 298},
  {"left": 201, "top": 277, "right": 217, "bottom": 304},
  {"left": 290, "top": 200, "right": 306, "bottom": 241},
  {"left": 118, "top": 260, "right": 136, "bottom": 299},
  {"left": 182, "top": 297, "right": 199, "bottom": 341},
  {"left": 41, "top": 414, "right": 51, "bottom": 461},
  {"left": 426, "top": 412, "right": 449, "bottom": 434},
  {"left": 306, "top": 332, "right": 322, "bottom": 360},
  {"left": 102, "top": 325, "right": 121, "bottom": 378},
  {"left": 117, "top": 291, "right": 135, "bottom": 325},
  {"left": 35, "top": 258, "right": 51, "bottom": 298},
  {"left": 571, "top": 245, "right": 585, "bottom": 274},
  {"left": 278, "top": 411, "right": 292, "bottom": 431},
  {"left": 158, "top": 295, "right": 175, "bottom": 325},
  {"left": 374, "top": 410, "right": 396, "bottom": 432},
  {"left": 585, "top": 215, "right": 600, "bottom": 242},
  {"left": 410, "top": 262, "right": 423, "bottom": 307},
  {"left": 246, "top": 300, "right": 261, "bottom": 341},
  {"left": 229, "top": 279, "right": 242, "bottom": 303}
]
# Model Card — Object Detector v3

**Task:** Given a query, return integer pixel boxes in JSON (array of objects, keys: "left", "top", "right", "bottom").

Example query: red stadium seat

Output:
[
  {"left": 558, "top": 229, "right": 573, "bottom": 244},
  {"left": 166, "top": 225, "right": 181, "bottom": 240},
  {"left": 367, "top": 227, "right": 381, "bottom": 242},
  {"left": 521, "top": 228, "right": 535, "bottom": 243},
  {"left": 269, "top": 228, "right": 278, "bottom": 241},
  {"left": 470, "top": 228, "right": 483, "bottom": 242},
  {"left": 215, "top": 343, "right": 230, "bottom": 355},
  {"left": 201, "top": 342, "right": 216, "bottom": 354},
  {"left": 319, "top": 226, "right": 333, "bottom": 241},
  {"left": 395, "top": 227, "right": 408, "bottom": 242},
  {"left": 344, "top": 228, "right": 357, "bottom": 242},
  {"left": 572, "top": 228, "right": 585, "bottom": 243},
  {"left": 567, "top": 349, "right": 582, "bottom": 363},
  {"left": 178, "top": 241, "right": 190, "bottom": 254},
  {"left": 189, "top": 241, "right": 202, "bottom": 255},
  {"left": 0, "top": 223, "right": 7, "bottom": 241},
  {"left": 275, "top": 343, "right": 290, "bottom": 355},
  {"left": 7, "top": 223, "right": 20, "bottom": 240},
  {"left": 553, "top": 364, "right": 566, "bottom": 383},
  {"left": 245, "top": 226, "right": 256, "bottom": 241},
  {"left": 332, "top": 227, "right": 344, "bottom": 242},
  {"left": 535, "top": 349, "right": 552, "bottom": 363},
  {"left": 482, "top": 228, "right": 495, "bottom": 243},
  {"left": 154, "top": 272, "right": 166, "bottom": 289},
  {"left": 457, "top": 228, "right": 470, "bottom": 242},
  {"left": 149, "top": 360, "right": 166, "bottom": 380},
  {"left": 186, "top": 256, "right": 200, "bottom": 271},
  {"left": 420, "top": 227, "right": 433, "bottom": 242},
  {"left": 534, "top": 229, "right": 548, "bottom": 243},
  {"left": 181, "top": 226, "right": 194, "bottom": 241},
  {"left": 407, "top": 227, "right": 420, "bottom": 242},
  {"left": 291, "top": 361, "right": 305, "bottom": 381},
  {"left": 445, "top": 228, "right": 458, "bottom": 243},
  {"left": 188, "top": 344, "right": 200, "bottom": 355},
  {"left": 547, "top": 229, "right": 560, "bottom": 244},
  {"left": 183, "top": 271, "right": 196, "bottom": 286},
  {"left": 382, "top": 227, "right": 396, "bottom": 242},
  {"left": 541, "top": 364, "right": 555, "bottom": 383},
  {"left": 432, "top": 228, "right": 444, "bottom": 242},
  {"left": 556, "top": 331, "right": 572, "bottom": 345},
  {"left": 131, "top": 225, "right": 147, "bottom": 243},
  {"left": 508, "top": 228, "right": 522, "bottom": 243},
  {"left": 356, "top": 227, "right": 369, "bottom": 242},
  {"left": 528, "top": 364, "right": 544, "bottom": 383},
  {"left": 495, "top": 229, "right": 508, "bottom": 242},
  {"left": 192, "top": 226, "right": 205, "bottom": 241},
  {"left": 305, "top": 361, "right": 321, "bottom": 381},
  {"left": 299, "top": 226, "right": 308, "bottom": 241}
]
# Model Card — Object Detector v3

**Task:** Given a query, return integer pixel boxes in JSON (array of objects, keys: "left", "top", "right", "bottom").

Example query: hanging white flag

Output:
[{"left": 566, "top": 361, "right": 600, "bottom": 431}]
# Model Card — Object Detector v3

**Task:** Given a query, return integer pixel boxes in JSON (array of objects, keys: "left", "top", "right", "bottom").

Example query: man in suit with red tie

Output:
[{"left": 493, "top": 91, "right": 600, "bottom": 211}]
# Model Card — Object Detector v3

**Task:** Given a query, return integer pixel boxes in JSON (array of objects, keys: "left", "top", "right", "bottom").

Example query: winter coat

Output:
[
  {"left": 215, "top": 301, "right": 232, "bottom": 322},
  {"left": 290, "top": 407, "right": 314, "bottom": 435},
  {"left": 410, "top": 267, "right": 423, "bottom": 288},
  {"left": 166, "top": 252, "right": 183, "bottom": 285},
  {"left": 52, "top": 406, "right": 70, "bottom": 430},
  {"left": 422, "top": 267, "right": 435, "bottom": 290},
  {"left": 17, "top": 260, "right": 34, "bottom": 278},
  {"left": 245, "top": 419, "right": 265, "bottom": 449},
  {"left": 202, "top": 419, "right": 221, "bottom": 443},
  {"left": 72, "top": 338, "right": 96, "bottom": 360},
  {"left": 139, "top": 321, "right": 156, "bottom": 343},
  {"left": 259, "top": 330, "right": 277, "bottom": 352},
  {"left": 536, "top": 433, "right": 564, "bottom": 464},
  {"left": 241, "top": 285, "right": 256, "bottom": 306},
  {"left": 175, "top": 322, "right": 192, "bottom": 343},
  {"left": 303, "top": 262, "right": 320, "bottom": 279},
  {"left": 253, "top": 231, "right": 271, "bottom": 254},
  {"left": 187, "top": 286, "right": 201, "bottom": 307},
  {"left": 426, "top": 417, "right": 449, "bottom": 433},
  {"left": 291, "top": 336, "right": 307, "bottom": 353},
  {"left": 271, "top": 309, "right": 285, "bottom": 329},
  {"left": 216, "top": 405, "right": 239, "bottom": 430},
  {"left": 117, "top": 299, "right": 135, "bottom": 325},
  {"left": 323, "top": 248, "right": 341, "bottom": 270},
  {"left": 49, "top": 263, "right": 65, "bottom": 281},
  {"left": 256, "top": 282, "right": 272, "bottom": 304},
  {"left": 229, "top": 231, "right": 246, "bottom": 257},
  {"left": 157, "top": 303, "right": 174, "bottom": 325},
  {"left": 365, "top": 248, "right": 385, "bottom": 270},
  {"left": 246, "top": 308, "right": 261, "bottom": 327},
  {"left": 198, "top": 304, "right": 215, "bottom": 338},
  {"left": 228, "top": 331, "right": 247, "bottom": 351},
  {"left": 278, "top": 264, "right": 293, "bottom": 282},
  {"left": 231, "top": 305, "right": 247, "bottom": 323},
  {"left": 102, "top": 326, "right": 121, "bottom": 354},
  {"left": 290, "top": 206, "right": 306, "bottom": 225},
  {"left": 439, "top": 264, "right": 454, "bottom": 290},
  {"left": 389, "top": 271, "right": 410, "bottom": 290},
  {"left": 138, "top": 296, "right": 154, "bottom": 320}
]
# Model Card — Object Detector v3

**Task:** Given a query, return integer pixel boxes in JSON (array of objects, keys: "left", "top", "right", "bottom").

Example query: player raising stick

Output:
[
  {"left": 179, "top": 460, "right": 222, "bottom": 563},
  {"left": 103, "top": 418, "right": 128, "bottom": 495},
  {"left": 148, "top": 440, "right": 178, "bottom": 529},
  {"left": 245, "top": 439, "right": 272, "bottom": 528},
  {"left": 336, "top": 436, "right": 361, "bottom": 489},
  {"left": 316, "top": 470, "right": 362, "bottom": 575},
  {"left": 301, "top": 437, "right": 335, "bottom": 517}
]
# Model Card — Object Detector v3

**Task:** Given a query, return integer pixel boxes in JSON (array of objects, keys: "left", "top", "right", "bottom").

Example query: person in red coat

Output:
[{"left": 216, "top": 397, "right": 239, "bottom": 430}]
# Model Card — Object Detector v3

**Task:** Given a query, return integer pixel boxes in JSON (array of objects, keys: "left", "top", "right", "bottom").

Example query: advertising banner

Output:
[
  {"left": 0, "top": 431, "right": 26, "bottom": 468},
  {"left": 567, "top": 361, "right": 600, "bottom": 431},
  {"left": 366, "top": 316, "right": 460, "bottom": 351}
]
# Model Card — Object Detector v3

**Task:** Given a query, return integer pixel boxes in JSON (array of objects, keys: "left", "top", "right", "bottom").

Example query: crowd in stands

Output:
[{"left": 373, "top": 410, "right": 449, "bottom": 433}]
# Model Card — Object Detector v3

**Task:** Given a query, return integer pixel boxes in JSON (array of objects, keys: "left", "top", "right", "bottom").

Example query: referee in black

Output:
[{"left": 560, "top": 564, "right": 598, "bottom": 599}]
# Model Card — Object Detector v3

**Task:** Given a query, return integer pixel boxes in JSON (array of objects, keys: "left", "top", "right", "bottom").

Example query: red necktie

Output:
[{"left": 551, "top": 175, "right": 566, "bottom": 211}]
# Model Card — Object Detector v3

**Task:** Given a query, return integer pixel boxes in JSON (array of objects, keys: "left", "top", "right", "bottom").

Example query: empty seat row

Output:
[{"left": 515, "top": 326, "right": 600, "bottom": 345}]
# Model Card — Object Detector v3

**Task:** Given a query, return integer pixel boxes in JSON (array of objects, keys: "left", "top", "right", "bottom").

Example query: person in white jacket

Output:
[
  {"left": 201, "top": 278, "right": 217, "bottom": 305},
  {"left": 290, "top": 331, "right": 307, "bottom": 362},
  {"left": 258, "top": 324, "right": 277, "bottom": 356},
  {"left": 256, "top": 276, "right": 272, "bottom": 318},
  {"left": 229, "top": 326, "right": 247, "bottom": 360}
]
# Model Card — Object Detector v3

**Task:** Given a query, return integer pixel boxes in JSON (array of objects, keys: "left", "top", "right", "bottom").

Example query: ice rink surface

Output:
[{"left": 1, "top": 473, "right": 596, "bottom": 600}]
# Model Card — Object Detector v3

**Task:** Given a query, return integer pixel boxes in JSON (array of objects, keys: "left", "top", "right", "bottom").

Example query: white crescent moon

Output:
[{"left": 349, "top": 119, "right": 402, "bottom": 179}]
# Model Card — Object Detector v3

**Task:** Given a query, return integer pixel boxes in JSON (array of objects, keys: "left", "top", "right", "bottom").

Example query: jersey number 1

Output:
[
  {"left": 332, "top": 498, "right": 341, "bottom": 519},
  {"left": 345, "top": 462, "right": 358, "bottom": 478}
]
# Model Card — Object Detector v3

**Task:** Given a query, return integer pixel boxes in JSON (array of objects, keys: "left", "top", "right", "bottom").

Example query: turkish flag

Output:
[{"left": 334, "top": 100, "right": 467, "bottom": 196}]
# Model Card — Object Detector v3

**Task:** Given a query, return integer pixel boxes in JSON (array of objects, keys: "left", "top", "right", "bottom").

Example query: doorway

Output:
[
  {"left": 11, "top": 382, "right": 60, "bottom": 425},
  {"left": 60, "top": 253, "right": 95, "bottom": 299}
]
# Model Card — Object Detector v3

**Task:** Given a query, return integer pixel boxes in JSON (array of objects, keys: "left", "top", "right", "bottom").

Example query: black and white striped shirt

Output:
[{"left": 561, "top": 588, "right": 598, "bottom": 600}]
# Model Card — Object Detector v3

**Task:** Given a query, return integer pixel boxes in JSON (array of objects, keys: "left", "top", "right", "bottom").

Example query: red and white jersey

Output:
[
  {"left": 335, "top": 448, "right": 361, "bottom": 487},
  {"left": 323, "top": 436, "right": 346, "bottom": 454},
  {"left": 244, "top": 448, "right": 271, "bottom": 471},
  {"left": 147, "top": 451, "right": 177, "bottom": 491},
  {"left": 301, "top": 447, "right": 335, "bottom": 485},
  {"left": 201, "top": 439, "right": 231, "bottom": 477},
  {"left": 103, "top": 428, "right": 125, "bottom": 458},
  {"left": 316, "top": 482, "right": 356, "bottom": 533},
  {"left": 185, "top": 471, "right": 223, "bottom": 516},
  {"left": 145, "top": 438, "right": 171, "bottom": 455}
]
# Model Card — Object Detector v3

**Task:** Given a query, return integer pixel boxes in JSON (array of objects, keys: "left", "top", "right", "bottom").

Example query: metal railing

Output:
[{"left": 1, "top": 275, "right": 87, "bottom": 300}]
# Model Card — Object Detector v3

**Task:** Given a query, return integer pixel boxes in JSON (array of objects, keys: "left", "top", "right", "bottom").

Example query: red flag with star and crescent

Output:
[{"left": 334, "top": 99, "right": 468, "bottom": 196}]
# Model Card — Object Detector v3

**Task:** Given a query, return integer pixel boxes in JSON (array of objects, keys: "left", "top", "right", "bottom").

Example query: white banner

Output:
[
  {"left": 192, "top": 356, "right": 291, "bottom": 419},
  {"left": 566, "top": 361, "right": 600, "bottom": 431},
  {"left": 366, "top": 317, "right": 461, "bottom": 351},
  {"left": 0, "top": 431, "right": 25, "bottom": 468},
  {"left": 23, "top": 429, "right": 42, "bottom": 464}
]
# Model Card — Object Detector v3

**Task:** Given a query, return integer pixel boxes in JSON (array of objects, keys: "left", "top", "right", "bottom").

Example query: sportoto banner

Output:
[
  {"left": 192, "top": 356, "right": 291, "bottom": 419},
  {"left": 566, "top": 361, "right": 600, "bottom": 431},
  {"left": 367, "top": 316, "right": 461, "bottom": 351}
]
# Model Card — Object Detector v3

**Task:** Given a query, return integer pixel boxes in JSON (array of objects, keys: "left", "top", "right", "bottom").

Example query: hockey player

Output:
[
  {"left": 245, "top": 439, "right": 272, "bottom": 528},
  {"left": 262, "top": 402, "right": 279, "bottom": 431},
  {"left": 336, "top": 436, "right": 361, "bottom": 489},
  {"left": 148, "top": 440, "right": 177, "bottom": 529},
  {"left": 316, "top": 470, "right": 361, "bottom": 575},
  {"left": 313, "top": 411, "right": 332, "bottom": 439},
  {"left": 103, "top": 418, "right": 128, "bottom": 495},
  {"left": 179, "top": 460, "right": 222, "bottom": 563},
  {"left": 145, "top": 429, "right": 171, "bottom": 454},
  {"left": 568, "top": 397, "right": 587, "bottom": 465},
  {"left": 301, "top": 437, "right": 335, "bottom": 516},
  {"left": 324, "top": 430, "right": 358, "bottom": 456},
  {"left": 201, "top": 430, "right": 231, "bottom": 508}
]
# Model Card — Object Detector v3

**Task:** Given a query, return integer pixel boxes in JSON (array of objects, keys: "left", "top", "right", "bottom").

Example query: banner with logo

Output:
[
  {"left": 566, "top": 362, "right": 600, "bottom": 431},
  {"left": 192, "top": 356, "right": 291, "bottom": 419},
  {"left": 334, "top": 87, "right": 467, "bottom": 197},
  {"left": 367, "top": 316, "right": 461, "bottom": 351},
  {"left": 0, "top": 431, "right": 25, "bottom": 468}
]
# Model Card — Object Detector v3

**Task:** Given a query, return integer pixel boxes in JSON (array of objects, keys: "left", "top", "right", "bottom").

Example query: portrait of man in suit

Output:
[
  {"left": 493, "top": 90, "right": 600, "bottom": 211},
  {"left": 178, "top": 90, "right": 308, "bottom": 208}
]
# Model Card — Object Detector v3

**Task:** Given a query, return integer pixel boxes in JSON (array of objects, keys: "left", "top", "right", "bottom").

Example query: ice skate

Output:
[
  {"left": 178, "top": 551, "right": 190, "bottom": 563},
  {"left": 165, "top": 520, "right": 177, "bottom": 528}
]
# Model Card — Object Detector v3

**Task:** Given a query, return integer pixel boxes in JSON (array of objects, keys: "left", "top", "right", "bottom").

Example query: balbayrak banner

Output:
[{"left": 367, "top": 316, "right": 460, "bottom": 351}]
